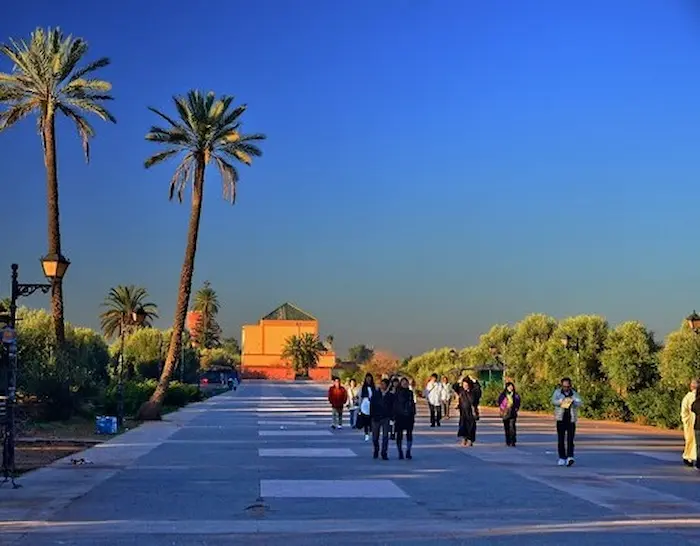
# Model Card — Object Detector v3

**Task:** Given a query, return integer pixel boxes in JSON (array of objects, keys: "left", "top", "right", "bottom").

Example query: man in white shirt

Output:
[{"left": 681, "top": 379, "right": 698, "bottom": 467}]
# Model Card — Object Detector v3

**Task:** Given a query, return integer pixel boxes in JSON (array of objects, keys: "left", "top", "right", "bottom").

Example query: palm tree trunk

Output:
[
  {"left": 42, "top": 110, "right": 66, "bottom": 344},
  {"left": 138, "top": 156, "right": 205, "bottom": 420}
]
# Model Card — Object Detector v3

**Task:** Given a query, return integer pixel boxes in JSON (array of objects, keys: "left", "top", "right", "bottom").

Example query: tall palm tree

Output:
[
  {"left": 192, "top": 280, "right": 221, "bottom": 348},
  {"left": 0, "top": 28, "right": 115, "bottom": 343},
  {"left": 282, "top": 333, "right": 327, "bottom": 378},
  {"left": 100, "top": 285, "right": 158, "bottom": 339},
  {"left": 138, "top": 90, "right": 265, "bottom": 420}
]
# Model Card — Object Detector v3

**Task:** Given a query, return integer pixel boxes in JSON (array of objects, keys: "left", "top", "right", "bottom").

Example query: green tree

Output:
[
  {"left": 221, "top": 337, "right": 240, "bottom": 355},
  {"left": 123, "top": 328, "right": 166, "bottom": 380},
  {"left": 546, "top": 315, "right": 608, "bottom": 387},
  {"left": 504, "top": 314, "right": 557, "bottom": 385},
  {"left": 192, "top": 281, "right": 222, "bottom": 348},
  {"left": 0, "top": 28, "right": 115, "bottom": 343},
  {"left": 659, "top": 321, "right": 700, "bottom": 390},
  {"left": 100, "top": 285, "right": 158, "bottom": 339},
  {"left": 282, "top": 333, "right": 326, "bottom": 377},
  {"left": 139, "top": 91, "right": 265, "bottom": 420},
  {"left": 600, "top": 321, "right": 658, "bottom": 395},
  {"left": 348, "top": 344, "right": 374, "bottom": 364}
]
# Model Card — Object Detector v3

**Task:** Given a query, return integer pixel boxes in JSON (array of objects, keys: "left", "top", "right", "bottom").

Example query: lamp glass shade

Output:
[
  {"left": 560, "top": 336, "right": 570, "bottom": 348},
  {"left": 40, "top": 254, "right": 70, "bottom": 281},
  {"left": 449, "top": 349, "right": 458, "bottom": 358},
  {"left": 132, "top": 307, "right": 147, "bottom": 325},
  {"left": 489, "top": 346, "right": 498, "bottom": 355},
  {"left": 687, "top": 311, "right": 700, "bottom": 330}
]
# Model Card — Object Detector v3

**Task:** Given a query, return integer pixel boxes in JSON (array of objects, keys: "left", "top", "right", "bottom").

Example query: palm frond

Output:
[
  {"left": 57, "top": 104, "right": 95, "bottom": 162},
  {"left": 68, "top": 57, "right": 110, "bottom": 82},
  {"left": 0, "top": 100, "right": 37, "bottom": 130},
  {"left": 213, "top": 155, "right": 239, "bottom": 203},
  {"left": 144, "top": 148, "right": 180, "bottom": 168},
  {"left": 147, "top": 106, "right": 182, "bottom": 130},
  {"left": 64, "top": 98, "right": 115, "bottom": 123},
  {"left": 168, "top": 154, "right": 194, "bottom": 202}
]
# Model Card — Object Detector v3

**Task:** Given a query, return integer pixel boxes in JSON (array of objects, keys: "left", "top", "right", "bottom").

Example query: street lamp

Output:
[
  {"left": 117, "top": 306, "right": 147, "bottom": 428},
  {"left": 40, "top": 253, "right": 70, "bottom": 284},
  {"left": 1, "top": 262, "right": 65, "bottom": 488},
  {"left": 560, "top": 334, "right": 581, "bottom": 386},
  {"left": 687, "top": 311, "right": 700, "bottom": 333}
]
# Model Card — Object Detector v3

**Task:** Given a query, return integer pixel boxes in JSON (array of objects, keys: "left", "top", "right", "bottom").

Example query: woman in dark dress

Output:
[
  {"left": 357, "top": 373, "right": 375, "bottom": 441},
  {"left": 457, "top": 378, "right": 477, "bottom": 447},
  {"left": 394, "top": 377, "right": 416, "bottom": 460}
]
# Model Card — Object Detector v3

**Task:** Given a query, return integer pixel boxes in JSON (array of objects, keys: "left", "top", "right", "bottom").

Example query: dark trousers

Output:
[
  {"left": 503, "top": 417, "right": 517, "bottom": 446},
  {"left": 695, "top": 431, "right": 700, "bottom": 468},
  {"left": 395, "top": 419, "right": 414, "bottom": 454},
  {"left": 429, "top": 404, "right": 442, "bottom": 426},
  {"left": 372, "top": 418, "right": 390, "bottom": 456},
  {"left": 556, "top": 420, "right": 576, "bottom": 459}
]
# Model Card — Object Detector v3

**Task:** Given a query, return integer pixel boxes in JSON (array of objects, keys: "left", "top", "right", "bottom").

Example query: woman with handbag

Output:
[
  {"left": 497, "top": 382, "right": 521, "bottom": 447},
  {"left": 357, "top": 373, "right": 375, "bottom": 441}
]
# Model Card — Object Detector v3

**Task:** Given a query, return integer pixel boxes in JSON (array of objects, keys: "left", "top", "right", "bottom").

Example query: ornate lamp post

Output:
[
  {"left": 686, "top": 311, "right": 700, "bottom": 333},
  {"left": 1, "top": 259, "right": 68, "bottom": 488},
  {"left": 117, "top": 306, "right": 147, "bottom": 428},
  {"left": 560, "top": 334, "right": 581, "bottom": 387}
]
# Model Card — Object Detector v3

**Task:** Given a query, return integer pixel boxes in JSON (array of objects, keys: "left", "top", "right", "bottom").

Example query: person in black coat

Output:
[
  {"left": 370, "top": 378, "right": 395, "bottom": 460},
  {"left": 691, "top": 384, "right": 700, "bottom": 469},
  {"left": 393, "top": 377, "right": 416, "bottom": 460},
  {"left": 457, "top": 378, "right": 478, "bottom": 447}
]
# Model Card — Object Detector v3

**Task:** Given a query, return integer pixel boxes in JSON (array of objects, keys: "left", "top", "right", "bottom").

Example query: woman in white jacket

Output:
[
  {"left": 423, "top": 374, "right": 443, "bottom": 427},
  {"left": 440, "top": 376, "right": 454, "bottom": 419}
]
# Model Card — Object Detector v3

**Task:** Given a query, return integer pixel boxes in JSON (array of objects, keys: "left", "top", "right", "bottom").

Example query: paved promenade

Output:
[{"left": 1, "top": 381, "right": 700, "bottom": 545}]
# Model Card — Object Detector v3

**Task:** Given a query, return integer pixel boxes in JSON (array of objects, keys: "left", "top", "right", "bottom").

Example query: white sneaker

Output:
[
  {"left": 337, "top": 425, "right": 343, "bottom": 429},
  {"left": 364, "top": 434, "right": 369, "bottom": 441},
  {"left": 557, "top": 458, "right": 567, "bottom": 466},
  {"left": 566, "top": 457, "right": 575, "bottom": 467}
]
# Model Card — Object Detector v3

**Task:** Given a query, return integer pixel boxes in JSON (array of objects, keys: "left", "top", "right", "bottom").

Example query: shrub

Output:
[
  {"left": 626, "top": 386, "right": 682, "bottom": 429},
  {"left": 17, "top": 308, "right": 110, "bottom": 419},
  {"left": 101, "top": 380, "right": 203, "bottom": 417}
]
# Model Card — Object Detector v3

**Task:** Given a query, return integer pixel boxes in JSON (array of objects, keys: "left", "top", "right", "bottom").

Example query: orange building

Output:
[{"left": 241, "top": 302, "right": 336, "bottom": 380}]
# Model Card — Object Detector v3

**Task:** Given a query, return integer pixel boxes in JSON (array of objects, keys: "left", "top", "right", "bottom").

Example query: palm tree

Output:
[
  {"left": 192, "top": 280, "right": 221, "bottom": 348},
  {"left": 282, "top": 333, "right": 327, "bottom": 378},
  {"left": 138, "top": 90, "right": 265, "bottom": 420},
  {"left": 100, "top": 285, "right": 158, "bottom": 339},
  {"left": 0, "top": 28, "right": 115, "bottom": 344}
]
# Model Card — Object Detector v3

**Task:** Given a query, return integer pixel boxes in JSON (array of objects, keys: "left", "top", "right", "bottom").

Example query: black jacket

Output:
[
  {"left": 394, "top": 387, "right": 416, "bottom": 418},
  {"left": 370, "top": 388, "right": 395, "bottom": 421},
  {"left": 471, "top": 381, "right": 482, "bottom": 406},
  {"left": 692, "top": 397, "right": 700, "bottom": 431}
]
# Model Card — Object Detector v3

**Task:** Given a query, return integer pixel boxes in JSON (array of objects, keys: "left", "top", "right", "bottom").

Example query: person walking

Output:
[
  {"left": 681, "top": 379, "right": 698, "bottom": 467},
  {"left": 370, "top": 378, "right": 395, "bottom": 460},
  {"left": 389, "top": 376, "right": 400, "bottom": 440},
  {"left": 357, "top": 373, "right": 375, "bottom": 441},
  {"left": 394, "top": 377, "right": 416, "bottom": 460},
  {"left": 440, "top": 376, "right": 454, "bottom": 420},
  {"left": 327, "top": 377, "right": 347, "bottom": 429},
  {"left": 457, "top": 378, "right": 478, "bottom": 446},
  {"left": 552, "top": 377, "right": 582, "bottom": 467},
  {"left": 497, "top": 382, "right": 521, "bottom": 447},
  {"left": 424, "top": 374, "right": 443, "bottom": 427},
  {"left": 346, "top": 378, "right": 360, "bottom": 430},
  {"left": 691, "top": 382, "right": 700, "bottom": 470}
]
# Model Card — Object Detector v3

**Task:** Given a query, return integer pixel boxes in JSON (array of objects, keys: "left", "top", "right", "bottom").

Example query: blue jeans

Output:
[{"left": 348, "top": 408, "right": 358, "bottom": 428}]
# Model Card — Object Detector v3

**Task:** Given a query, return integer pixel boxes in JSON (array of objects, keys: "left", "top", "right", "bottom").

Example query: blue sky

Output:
[{"left": 2, "top": 0, "right": 700, "bottom": 357}]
